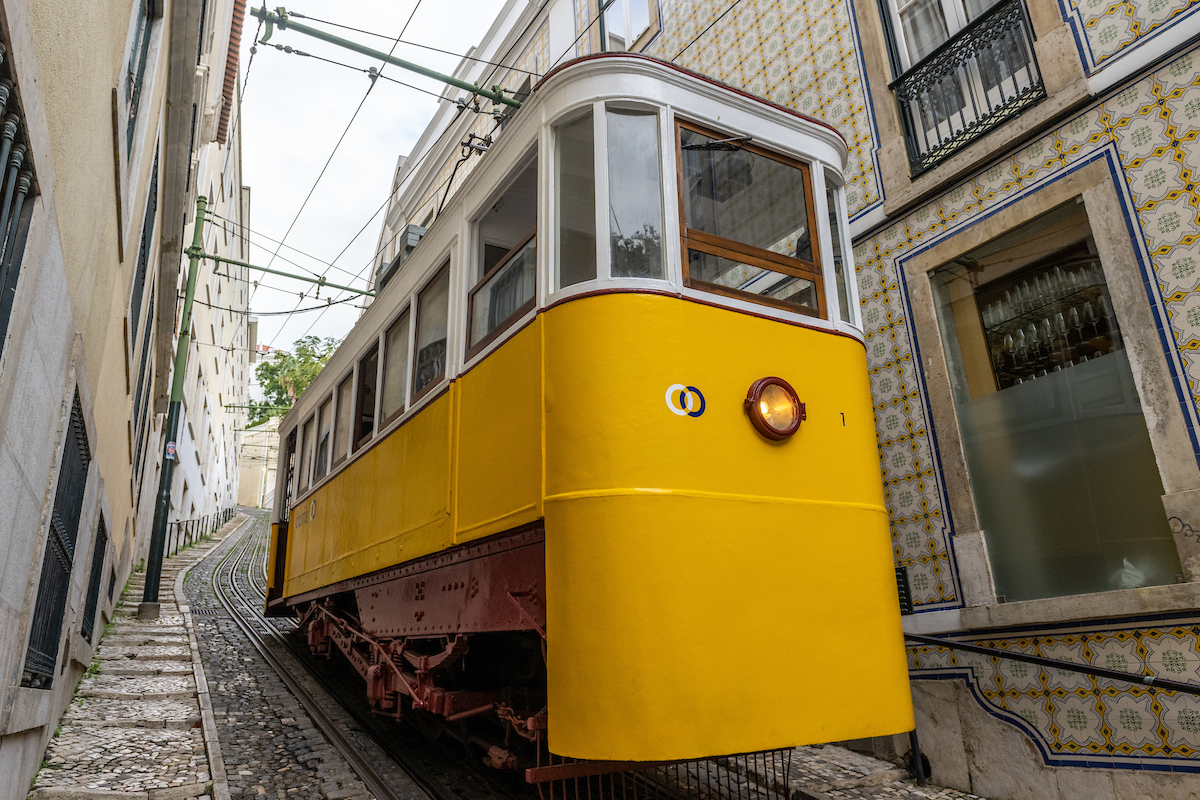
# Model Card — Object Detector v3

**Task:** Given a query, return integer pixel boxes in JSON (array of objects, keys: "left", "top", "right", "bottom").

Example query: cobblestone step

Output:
[
  {"left": 63, "top": 698, "right": 202, "bottom": 730},
  {"left": 30, "top": 725, "right": 210, "bottom": 797},
  {"left": 101, "top": 661, "right": 194, "bottom": 677},
  {"left": 98, "top": 646, "right": 191, "bottom": 661}
]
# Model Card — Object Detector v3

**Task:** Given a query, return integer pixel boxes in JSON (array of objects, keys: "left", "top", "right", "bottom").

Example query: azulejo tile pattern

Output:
[
  {"left": 640, "top": 0, "right": 883, "bottom": 222},
  {"left": 859, "top": 46, "right": 1200, "bottom": 609},
  {"left": 1058, "top": 0, "right": 1200, "bottom": 74},
  {"left": 909, "top": 618, "right": 1200, "bottom": 769}
]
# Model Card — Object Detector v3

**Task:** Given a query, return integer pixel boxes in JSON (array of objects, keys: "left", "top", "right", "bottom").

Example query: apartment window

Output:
[
  {"left": 412, "top": 266, "right": 450, "bottom": 402},
  {"left": 930, "top": 202, "right": 1178, "bottom": 601},
  {"left": 23, "top": 393, "right": 91, "bottom": 689},
  {"left": 381, "top": 311, "right": 411, "bottom": 424},
  {"left": 594, "top": 0, "right": 660, "bottom": 52},
  {"left": 81, "top": 517, "right": 108, "bottom": 644},
  {"left": 130, "top": 150, "right": 159, "bottom": 339},
  {"left": 678, "top": 122, "right": 825, "bottom": 318},
  {"left": 125, "top": 0, "right": 157, "bottom": 152},
  {"left": 332, "top": 374, "right": 352, "bottom": 467},
  {"left": 312, "top": 398, "right": 332, "bottom": 481},
  {"left": 881, "top": 0, "right": 1044, "bottom": 173},
  {"left": 354, "top": 344, "right": 379, "bottom": 451}
]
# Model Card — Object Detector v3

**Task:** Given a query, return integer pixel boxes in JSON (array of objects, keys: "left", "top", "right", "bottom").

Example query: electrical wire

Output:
[
  {"left": 265, "top": 44, "right": 450, "bottom": 101},
  {"left": 193, "top": 297, "right": 364, "bottom": 316},
  {"left": 206, "top": 211, "right": 369, "bottom": 286},
  {"left": 671, "top": 0, "right": 746, "bottom": 61},
  {"left": 263, "top": 0, "right": 427, "bottom": 346},
  {"left": 289, "top": 12, "right": 541, "bottom": 76}
]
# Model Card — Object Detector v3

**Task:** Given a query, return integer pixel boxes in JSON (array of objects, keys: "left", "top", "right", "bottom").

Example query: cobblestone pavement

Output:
[
  {"left": 27, "top": 516, "right": 243, "bottom": 799},
  {"left": 182, "top": 509, "right": 381, "bottom": 800}
]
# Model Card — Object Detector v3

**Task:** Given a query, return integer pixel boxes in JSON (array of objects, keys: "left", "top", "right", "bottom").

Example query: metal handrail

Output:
[{"left": 906, "top": 633, "right": 1200, "bottom": 695}]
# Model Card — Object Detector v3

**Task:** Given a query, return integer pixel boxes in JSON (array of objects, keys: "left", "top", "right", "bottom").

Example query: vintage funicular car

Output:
[{"left": 267, "top": 52, "right": 911, "bottom": 768}]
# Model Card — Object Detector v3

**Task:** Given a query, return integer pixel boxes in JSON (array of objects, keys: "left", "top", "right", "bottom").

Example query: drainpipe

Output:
[{"left": 139, "top": 194, "right": 208, "bottom": 619}]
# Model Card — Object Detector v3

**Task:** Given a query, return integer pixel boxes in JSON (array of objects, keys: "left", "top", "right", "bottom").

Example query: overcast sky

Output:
[{"left": 233, "top": 0, "right": 508, "bottom": 352}]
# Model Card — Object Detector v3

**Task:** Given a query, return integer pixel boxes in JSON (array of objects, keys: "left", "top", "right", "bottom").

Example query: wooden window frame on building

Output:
[{"left": 675, "top": 120, "right": 827, "bottom": 320}]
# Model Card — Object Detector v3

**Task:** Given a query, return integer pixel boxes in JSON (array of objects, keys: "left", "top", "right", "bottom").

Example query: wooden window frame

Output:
[
  {"left": 380, "top": 308, "right": 412, "bottom": 428},
  {"left": 466, "top": 228, "right": 536, "bottom": 361},
  {"left": 411, "top": 262, "right": 451, "bottom": 405},
  {"left": 353, "top": 343, "right": 380, "bottom": 453},
  {"left": 675, "top": 120, "right": 827, "bottom": 320},
  {"left": 331, "top": 372, "right": 353, "bottom": 469}
]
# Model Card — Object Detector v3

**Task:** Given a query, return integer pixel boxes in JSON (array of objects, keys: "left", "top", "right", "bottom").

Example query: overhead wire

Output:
[
  {"left": 193, "top": 297, "right": 364, "bottom": 316},
  {"left": 670, "top": 0, "right": 747, "bottom": 61},
  {"left": 262, "top": 0, "right": 427, "bottom": 346}
]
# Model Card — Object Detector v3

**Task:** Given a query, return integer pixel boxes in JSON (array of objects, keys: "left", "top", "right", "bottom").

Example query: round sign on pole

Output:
[{"left": 166, "top": 441, "right": 177, "bottom": 460}]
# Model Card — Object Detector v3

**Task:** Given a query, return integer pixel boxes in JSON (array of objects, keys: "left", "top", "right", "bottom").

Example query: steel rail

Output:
[{"left": 209, "top": 517, "right": 421, "bottom": 800}]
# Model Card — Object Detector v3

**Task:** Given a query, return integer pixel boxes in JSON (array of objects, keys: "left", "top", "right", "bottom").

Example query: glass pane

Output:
[
  {"left": 899, "top": 0, "right": 950, "bottom": 63},
  {"left": 933, "top": 249, "right": 1179, "bottom": 601},
  {"left": 354, "top": 346, "right": 378, "bottom": 451},
  {"left": 472, "top": 238, "right": 535, "bottom": 347},
  {"left": 688, "top": 250, "right": 820, "bottom": 314},
  {"left": 681, "top": 128, "right": 813, "bottom": 263},
  {"left": 556, "top": 112, "right": 596, "bottom": 287},
  {"left": 603, "top": 0, "right": 626, "bottom": 51},
  {"left": 825, "top": 177, "right": 851, "bottom": 323},
  {"left": 313, "top": 400, "right": 332, "bottom": 480},
  {"left": 381, "top": 312, "right": 410, "bottom": 421},
  {"left": 630, "top": 0, "right": 651, "bottom": 43},
  {"left": 414, "top": 270, "right": 450, "bottom": 396},
  {"left": 608, "top": 111, "right": 663, "bottom": 279},
  {"left": 298, "top": 418, "right": 313, "bottom": 490},
  {"left": 333, "top": 376, "right": 352, "bottom": 463}
]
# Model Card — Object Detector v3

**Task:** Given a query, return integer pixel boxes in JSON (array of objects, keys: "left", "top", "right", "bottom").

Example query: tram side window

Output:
[
  {"left": 312, "top": 397, "right": 332, "bottom": 481},
  {"left": 825, "top": 175, "right": 853, "bottom": 324},
  {"left": 381, "top": 310, "right": 410, "bottom": 425},
  {"left": 332, "top": 374, "right": 352, "bottom": 467},
  {"left": 354, "top": 345, "right": 379, "bottom": 452},
  {"left": 556, "top": 112, "right": 596, "bottom": 288},
  {"left": 608, "top": 110, "right": 663, "bottom": 279},
  {"left": 678, "top": 123, "right": 825, "bottom": 318},
  {"left": 414, "top": 265, "right": 450, "bottom": 401},
  {"left": 470, "top": 161, "right": 537, "bottom": 354},
  {"left": 298, "top": 415, "right": 314, "bottom": 491}
]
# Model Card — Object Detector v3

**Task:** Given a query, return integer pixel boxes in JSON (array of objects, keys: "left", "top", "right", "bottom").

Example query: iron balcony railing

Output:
[{"left": 890, "top": 0, "right": 1046, "bottom": 175}]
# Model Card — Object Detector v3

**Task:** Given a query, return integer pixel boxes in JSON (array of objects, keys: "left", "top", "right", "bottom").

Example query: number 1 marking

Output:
[{"left": 840, "top": 412, "right": 846, "bottom": 426}]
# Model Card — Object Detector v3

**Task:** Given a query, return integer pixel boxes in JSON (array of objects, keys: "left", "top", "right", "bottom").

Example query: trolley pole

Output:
[{"left": 138, "top": 195, "right": 208, "bottom": 620}]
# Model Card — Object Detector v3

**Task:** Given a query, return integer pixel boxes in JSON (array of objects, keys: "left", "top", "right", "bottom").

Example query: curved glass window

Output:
[
  {"left": 607, "top": 110, "right": 663, "bottom": 279},
  {"left": 556, "top": 112, "right": 596, "bottom": 288}
]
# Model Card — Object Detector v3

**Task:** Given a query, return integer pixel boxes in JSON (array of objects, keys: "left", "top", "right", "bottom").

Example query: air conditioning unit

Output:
[{"left": 376, "top": 224, "right": 426, "bottom": 290}]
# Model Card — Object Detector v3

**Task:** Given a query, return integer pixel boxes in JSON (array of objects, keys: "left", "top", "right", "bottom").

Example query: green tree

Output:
[{"left": 250, "top": 336, "right": 339, "bottom": 425}]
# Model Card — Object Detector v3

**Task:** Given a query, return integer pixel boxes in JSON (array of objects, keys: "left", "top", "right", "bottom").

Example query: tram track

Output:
[{"left": 210, "top": 510, "right": 532, "bottom": 800}]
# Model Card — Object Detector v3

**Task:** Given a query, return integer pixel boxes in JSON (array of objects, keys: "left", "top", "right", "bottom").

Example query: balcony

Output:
[{"left": 890, "top": 0, "right": 1046, "bottom": 176}]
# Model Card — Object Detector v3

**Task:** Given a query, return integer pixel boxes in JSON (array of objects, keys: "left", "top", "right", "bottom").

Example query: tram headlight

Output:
[{"left": 744, "top": 377, "right": 805, "bottom": 440}]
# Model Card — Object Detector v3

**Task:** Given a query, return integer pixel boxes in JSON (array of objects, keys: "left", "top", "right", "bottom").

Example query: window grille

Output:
[
  {"left": 0, "top": 42, "right": 38, "bottom": 362},
  {"left": 125, "top": 0, "right": 155, "bottom": 153},
  {"left": 81, "top": 517, "right": 108, "bottom": 643},
  {"left": 130, "top": 149, "right": 159, "bottom": 340},
  {"left": 22, "top": 392, "right": 92, "bottom": 689}
]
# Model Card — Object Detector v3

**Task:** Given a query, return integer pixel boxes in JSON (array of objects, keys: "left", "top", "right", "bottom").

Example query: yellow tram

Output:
[{"left": 267, "top": 53, "right": 912, "bottom": 768}]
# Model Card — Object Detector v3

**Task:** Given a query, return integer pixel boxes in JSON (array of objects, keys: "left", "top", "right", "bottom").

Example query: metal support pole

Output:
[
  {"left": 201, "top": 249, "right": 374, "bottom": 297},
  {"left": 138, "top": 195, "right": 208, "bottom": 620},
  {"left": 249, "top": 6, "right": 520, "bottom": 108},
  {"left": 909, "top": 729, "right": 927, "bottom": 786}
]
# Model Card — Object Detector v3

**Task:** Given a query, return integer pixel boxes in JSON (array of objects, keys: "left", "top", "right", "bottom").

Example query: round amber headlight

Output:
[{"left": 744, "top": 377, "right": 805, "bottom": 440}]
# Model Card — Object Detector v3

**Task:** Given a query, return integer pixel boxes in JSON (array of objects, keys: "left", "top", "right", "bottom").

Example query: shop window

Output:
[
  {"left": 332, "top": 374, "right": 352, "bottom": 467},
  {"left": 608, "top": 110, "right": 663, "bottom": 279},
  {"left": 381, "top": 311, "right": 411, "bottom": 424},
  {"left": 354, "top": 345, "right": 379, "bottom": 451},
  {"left": 556, "top": 112, "right": 596, "bottom": 288},
  {"left": 931, "top": 202, "right": 1179, "bottom": 601},
  {"left": 413, "top": 266, "right": 450, "bottom": 401},
  {"left": 678, "top": 122, "right": 825, "bottom": 318}
]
